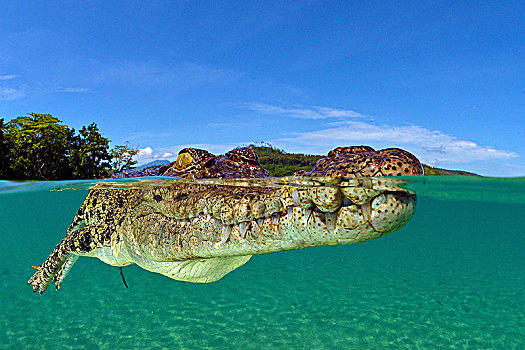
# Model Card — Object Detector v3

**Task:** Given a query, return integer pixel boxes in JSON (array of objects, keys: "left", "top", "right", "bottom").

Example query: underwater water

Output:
[{"left": 0, "top": 176, "right": 524, "bottom": 349}]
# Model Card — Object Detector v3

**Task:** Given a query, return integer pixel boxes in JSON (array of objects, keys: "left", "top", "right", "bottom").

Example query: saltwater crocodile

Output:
[{"left": 29, "top": 146, "right": 423, "bottom": 294}]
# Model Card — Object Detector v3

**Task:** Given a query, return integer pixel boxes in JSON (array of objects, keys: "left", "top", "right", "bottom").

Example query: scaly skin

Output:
[{"left": 28, "top": 177, "right": 416, "bottom": 294}]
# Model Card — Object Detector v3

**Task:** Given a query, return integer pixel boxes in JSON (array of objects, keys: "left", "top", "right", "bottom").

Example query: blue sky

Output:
[{"left": 0, "top": 1, "right": 523, "bottom": 176}]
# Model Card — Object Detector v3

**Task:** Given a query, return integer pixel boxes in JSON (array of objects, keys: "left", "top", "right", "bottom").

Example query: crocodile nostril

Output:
[{"left": 153, "top": 194, "right": 163, "bottom": 202}]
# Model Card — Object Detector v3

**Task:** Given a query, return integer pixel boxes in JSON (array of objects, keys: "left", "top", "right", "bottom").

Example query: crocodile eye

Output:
[
  {"left": 153, "top": 194, "right": 163, "bottom": 202},
  {"left": 175, "top": 152, "right": 193, "bottom": 170}
]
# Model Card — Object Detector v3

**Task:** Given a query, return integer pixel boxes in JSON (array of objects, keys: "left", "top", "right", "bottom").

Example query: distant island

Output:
[
  {"left": 134, "top": 160, "right": 171, "bottom": 170},
  {"left": 420, "top": 164, "right": 478, "bottom": 176}
]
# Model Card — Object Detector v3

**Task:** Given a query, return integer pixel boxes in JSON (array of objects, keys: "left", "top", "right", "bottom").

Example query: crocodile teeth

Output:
[
  {"left": 239, "top": 222, "right": 249, "bottom": 238},
  {"left": 361, "top": 201, "right": 371, "bottom": 222},
  {"left": 215, "top": 225, "right": 231, "bottom": 248},
  {"left": 271, "top": 214, "right": 280, "bottom": 224},
  {"left": 256, "top": 218, "right": 264, "bottom": 227},
  {"left": 325, "top": 212, "right": 336, "bottom": 231},
  {"left": 287, "top": 206, "right": 293, "bottom": 218},
  {"left": 343, "top": 197, "right": 353, "bottom": 207},
  {"left": 222, "top": 225, "right": 231, "bottom": 243},
  {"left": 305, "top": 208, "right": 312, "bottom": 218},
  {"left": 291, "top": 189, "right": 300, "bottom": 206}
]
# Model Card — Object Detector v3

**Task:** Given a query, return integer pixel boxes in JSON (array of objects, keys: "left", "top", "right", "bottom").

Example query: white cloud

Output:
[
  {"left": 271, "top": 120, "right": 517, "bottom": 166},
  {"left": 237, "top": 103, "right": 521, "bottom": 175},
  {"left": 54, "top": 87, "right": 91, "bottom": 93},
  {"left": 161, "top": 152, "right": 174, "bottom": 158},
  {"left": 0, "top": 86, "right": 25, "bottom": 101},
  {"left": 239, "top": 102, "right": 368, "bottom": 120},
  {"left": 0, "top": 74, "right": 19, "bottom": 81},
  {"left": 98, "top": 61, "right": 243, "bottom": 88},
  {"left": 135, "top": 147, "right": 154, "bottom": 162}
]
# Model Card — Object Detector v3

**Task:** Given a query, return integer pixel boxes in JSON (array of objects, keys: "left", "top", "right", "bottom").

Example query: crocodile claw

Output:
[
  {"left": 27, "top": 266, "right": 51, "bottom": 294},
  {"left": 53, "top": 256, "right": 79, "bottom": 290}
]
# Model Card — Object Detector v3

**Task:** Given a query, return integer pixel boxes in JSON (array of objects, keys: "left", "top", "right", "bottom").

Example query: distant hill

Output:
[
  {"left": 135, "top": 159, "right": 171, "bottom": 170},
  {"left": 249, "top": 145, "right": 478, "bottom": 176},
  {"left": 250, "top": 145, "right": 324, "bottom": 176},
  {"left": 422, "top": 164, "right": 478, "bottom": 176}
]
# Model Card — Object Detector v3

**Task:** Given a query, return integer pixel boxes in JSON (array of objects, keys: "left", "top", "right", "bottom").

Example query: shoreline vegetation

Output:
[
  {"left": 0, "top": 114, "right": 477, "bottom": 180},
  {"left": 0, "top": 114, "right": 138, "bottom": 180}
]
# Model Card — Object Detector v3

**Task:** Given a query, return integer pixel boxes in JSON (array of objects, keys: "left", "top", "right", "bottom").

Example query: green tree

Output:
[
  {"left": 5, "top": 113, "right": 75, "bottom": 180},
  {"left": 70, "top": 123, "right": 112, "bottom": 179},
  {"left": 111, "top": 142, "right": 139, "bottom": 173},
  {"left": 1, "top": 113, "right": 116, "bottom": 180},
  {"left": 250, "top": 144, "right": 323, "bottom": 176},
  {"left": 0, "top": 118, "right": 10, "bottom": 178}
]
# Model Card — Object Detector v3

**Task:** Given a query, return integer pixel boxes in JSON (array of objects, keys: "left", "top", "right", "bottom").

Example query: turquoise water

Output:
[{"left": 1, "top": 177, "right": 524, "bottom": 349}]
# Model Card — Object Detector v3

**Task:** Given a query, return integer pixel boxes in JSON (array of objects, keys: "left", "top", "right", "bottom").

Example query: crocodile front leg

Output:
[
  {"left": 28, "top": 236, "right": 72, "bottom": 294},
  {"left": 28, "top": 225, "right": 111, "bottom": 294}
]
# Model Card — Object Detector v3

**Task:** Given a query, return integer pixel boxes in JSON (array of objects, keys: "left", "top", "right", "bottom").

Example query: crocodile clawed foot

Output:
[
  {"left": 28, "top": 236, "right": 77, "bottom": 294},
  {"left": 27, "top": 265, "right": 52, "bottom": 294},
  {"left": 52, "top": 260, "right": 67, "bottom": 290},
  {"left": 52, "top": 255, "right": 79, "bottom": 290}
]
